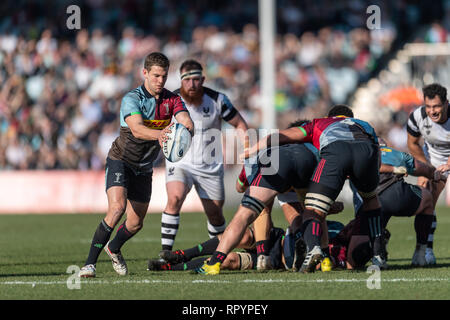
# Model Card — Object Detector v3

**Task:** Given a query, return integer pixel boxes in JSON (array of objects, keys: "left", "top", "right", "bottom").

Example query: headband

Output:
[{"left": 180, "top": 69, "right": 203, "bottom": 80}]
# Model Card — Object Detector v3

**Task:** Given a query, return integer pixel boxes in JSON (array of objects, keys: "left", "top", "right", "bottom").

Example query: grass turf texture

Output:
[{"left": 1, "top": 207, "right": 450, "bottom": 300}]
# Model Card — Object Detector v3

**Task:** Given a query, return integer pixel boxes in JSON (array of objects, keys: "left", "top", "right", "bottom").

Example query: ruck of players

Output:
[{"left": 76, "top": 57, "right": 449, "bottom": 277}]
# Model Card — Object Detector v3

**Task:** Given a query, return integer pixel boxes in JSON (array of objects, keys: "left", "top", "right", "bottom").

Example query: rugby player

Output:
[
  {"left": 148, "top": 219, "right": 348, "bottom": 272},
  {"left": 407, "top": 83, "right": 450, "bottom": 265},
  {"left": 160, "top": 59, "right": 249, "bottom": 253},
  {"left": 79, "top": 52, "right": 194, "bottom": 278},
  {"left": 235, "top": 153, "right": 342, "bottom": 272},
  {"left": 352, "top": 139, "right": 447, "bottom": 266},
  {"left": 221, "top": 105, "right": 386, "bottom": 274},
  {"left": 194, "top": 119, "right": 336, "bottom": 275}
]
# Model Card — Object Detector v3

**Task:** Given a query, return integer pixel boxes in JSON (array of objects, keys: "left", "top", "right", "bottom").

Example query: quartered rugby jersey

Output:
[
  {"left": 167, "top": 87, "right": 238, "bottom": 176},
  {"left": 238, "top": 143, "right": 320, "bottom": 186},
  {"left": 407, "top": 105, "right": 450, "bottom": 167},
  {"left": 108, "top": 84, "right": 187, "bottom": 173},
  {"left": 298, "top": 117, "right": 378, "bottom": 151}
]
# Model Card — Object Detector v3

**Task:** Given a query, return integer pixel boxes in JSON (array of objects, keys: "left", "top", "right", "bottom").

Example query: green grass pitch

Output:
[{"left": 1, "top": 207, "right": 450, "bottom": 300}]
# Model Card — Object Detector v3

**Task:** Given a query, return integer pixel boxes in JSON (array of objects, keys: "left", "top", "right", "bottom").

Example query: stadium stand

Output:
[{"left": 0, "top": 0, "right": 448, "bottom": 170}]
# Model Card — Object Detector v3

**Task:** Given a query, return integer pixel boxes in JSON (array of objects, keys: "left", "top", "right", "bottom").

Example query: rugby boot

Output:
[
  {"left": 425, "top": 248, "right": 436, "bottom": 265},
  {"left": 195, "top": 261, "right": 221, "bottom": 275},
  {"left": 411, "top": 244, "right": 427, "bottom": 267},
  {"left": 159, "top": 249, "right": 187, "bottom": 264},
  {"left": 299, "top": 246, "right": 323, "bottom": 273},
  {"left": 104, "top": 241, "right": 128, "bottom": 276},
  {"left": 78, "top": 264, "right": 96, "bottom": 278}
]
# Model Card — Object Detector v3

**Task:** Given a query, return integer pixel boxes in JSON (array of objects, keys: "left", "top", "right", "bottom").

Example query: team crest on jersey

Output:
[{"left": 203, "top": 106, "right": 210, "bottom": 117}]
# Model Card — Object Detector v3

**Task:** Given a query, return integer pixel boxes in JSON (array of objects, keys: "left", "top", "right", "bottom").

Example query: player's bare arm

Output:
[
  {"left": 241, "top": 126, "right": 306, "bottom": 160},
  {"left": 174, "top": 110, "right": 194, "bottom": 136},
  {"left": 227, "top": 112, "right": 249, "bottom": 147},
  {"left": 125, "top": 113, "right": 170, "bottom": 143}
]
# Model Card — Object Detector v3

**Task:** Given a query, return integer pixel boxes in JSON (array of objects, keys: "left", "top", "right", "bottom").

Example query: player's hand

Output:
[
  {"left": 158, "top": 123, "right": 173, "bottom": 148},
  {"left": 433, "top": 169, "right": 449, "bottom": 182}
]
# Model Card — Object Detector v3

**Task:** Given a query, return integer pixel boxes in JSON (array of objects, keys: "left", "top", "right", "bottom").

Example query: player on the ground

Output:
[
  {"left": 148, "top": 219, "right": 346, "bottom": 272},
  {"left": 224, "top": 105, "right": 386, "bottom": 274},
  {"left": 407, "top": 83, "right": 450, "bottom": 265},
  {"left": 193, "top": 119, "right": 333, "bottom": 275},
  {"left": 79, "top": 52, "right": 194, "bottom": 278},
  {"left": 351, "top": 139, "right": 447, "bottom": 266},
  {"left": 160, "top": 59, "right": 248, "bottom": 253}
]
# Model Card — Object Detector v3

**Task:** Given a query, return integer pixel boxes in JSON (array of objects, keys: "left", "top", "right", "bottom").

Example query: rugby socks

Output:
[
  {"left": 207, "top": 251, "right": 227, "bottom": 266},
  {"left": 427, "top": 211, "right": 437, "bottom": 249},
  {"left": 184, "top": 237, "right": 220, "bottom": 260},
  {"left": 415, "top": 213, "right": 434, "bottom": 245},
  {"left": 85, "top": 219, "right": 113, "bottom": 265},
  {"left": 161, "top": 212, "right": 180, "bottom": 251},
  {"left": 361, "top": 208, "right": 383, "bottom": 256},
  {"left": 301, "top": 219, "right": 322, "bottom": 251},
  {"left": 108, "top": 220, "right": 136, "bottom": 253},
  {"left": 256, "top": 240, "right": 271, "bottom": 256},
  {"left": 171, "top": 257, "right": 206, "bottom": 271},
  {"left": 207, "top": 220, "right": 226, "bottom": 239}
]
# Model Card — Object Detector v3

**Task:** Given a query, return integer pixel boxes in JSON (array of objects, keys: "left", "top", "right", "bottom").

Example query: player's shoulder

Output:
[
  {"left": 409, "top": 105, "right": 427, "bottom": 120},
  {"left": 123, "top": 86, "right": 145, "bottom": 102},
  {"left": 161, "top": 87, "right": 181, "bottom": 100},
  {"left": 202, "top": 86, "right": 222, "bottom": 102}
]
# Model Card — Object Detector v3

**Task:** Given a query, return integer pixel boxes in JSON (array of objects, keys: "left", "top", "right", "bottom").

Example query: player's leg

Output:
[
  {"left": 161, "top": 166, "right": 192, "bottom": 251},
  {"left": 104, "top": 171, "right": 151, "bottom": 275},
  {"left": 253, "top": 200, "right": 273, "bottom": 270},
  {"left": 196, "top": 186, "right": 277, "bottom": 275},
  {"left": 194, "top": 173, "right": 227, "bottom": 238},
  {"left": 80, "top": 158, "right": 129, "bottom": 278},
  {"left": 349, "top": 141, "right": 387, "bottom": 269},
  {"left": 411, "top": 186, "right": 434, "bottom": 266},
  {"left": 299, "top": 144, "right": 349, "bottom": 273},
  {"left": 425, "top": 179, "right": 446, "bottom": 264}
]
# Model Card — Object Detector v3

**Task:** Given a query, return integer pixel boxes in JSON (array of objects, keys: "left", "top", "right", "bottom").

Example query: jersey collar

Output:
[{"left": 141, "top": 84, "right": 153, "bottom": 98}]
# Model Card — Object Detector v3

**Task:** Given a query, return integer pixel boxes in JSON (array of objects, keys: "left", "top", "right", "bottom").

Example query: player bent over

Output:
[
  {"left": 79, "top": 52, "right": 193, "bottom": 278},
  {"left": 407, "top": 83, "right": 450, "bottom": 264},
  {"left": 351, "top": 139, "right": 447, "bottom": 266},
  {"left": 227, "top": 105, "right": 386, "bottom": 274},
  {"left": 160, "top": 59, "right": 248, "bottom": 253},
  {"left": 194, "top": 132, "right": 324, "bottom": 275}
]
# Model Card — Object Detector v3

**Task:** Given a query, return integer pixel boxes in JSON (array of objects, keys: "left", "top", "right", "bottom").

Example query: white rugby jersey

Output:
[
  {"left": 407, "top": 105, "right": 450, "bottom": 167},
  {"left": 167, "top": 87, "right": 238, "bottom": 176}
]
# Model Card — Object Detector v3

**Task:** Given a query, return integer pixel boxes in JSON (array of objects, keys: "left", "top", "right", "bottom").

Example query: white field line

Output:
[{"left": 1, "top": 277, "right": 450, "bottom": 286}]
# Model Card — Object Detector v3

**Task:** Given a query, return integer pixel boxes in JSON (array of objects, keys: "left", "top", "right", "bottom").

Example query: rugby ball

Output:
[{"left": 162, "top": 123, "right": 192, "bottom": 162}]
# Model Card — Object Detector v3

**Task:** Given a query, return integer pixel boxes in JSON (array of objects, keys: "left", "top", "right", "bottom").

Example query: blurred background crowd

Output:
[{"left": 0, "top": 0, "right": 449, "bottom": 170}]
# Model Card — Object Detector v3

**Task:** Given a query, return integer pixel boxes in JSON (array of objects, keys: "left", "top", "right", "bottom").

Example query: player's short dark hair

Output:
[
  {"left": 179, "top": 59, "right": 203, "bottom": 73},
  {"left": 423, "top": 83, "right": 447, "bottom": 104},
  {"left": 328, "top": 104, "right": 354, "bottom": 117},
  {"left": 287, "top": 119, "right": 310, "bottom": 128},
  {"left": 144, "top": 52, "right": 170, "bottom": 70}
]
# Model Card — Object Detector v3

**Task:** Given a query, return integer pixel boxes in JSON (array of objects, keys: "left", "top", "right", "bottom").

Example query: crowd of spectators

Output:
[{"left": 0, "top": 0, "right": 447, "bottom": 170}]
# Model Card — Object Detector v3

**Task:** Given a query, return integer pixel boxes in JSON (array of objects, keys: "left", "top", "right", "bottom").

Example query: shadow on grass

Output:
[{"left": 0, "top": 272, "right": 65, "bottom": 278}]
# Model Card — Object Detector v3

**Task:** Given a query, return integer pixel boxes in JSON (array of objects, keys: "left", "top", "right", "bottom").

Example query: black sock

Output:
[
  {"left": 108, "top": 220, "right": 135, "bottom": 253},
  {"left": 256, "top": 240, "right": 271, "bottom": 256},
  {"left": 415, "top": 214, "right": 434, "bottom": 245},
  {"left": 361, "top": 208, "right": 384, "bottom": 256},
  {"left": 302, "top": 219, "right": 322, "bottom": 251},
  {"left": 427, "top": 212, "right": 436, "bottom": 249},
  {"left": 184, "top": 237, "right": 220, "bottom": 260},
  {"left": 85, "top": 220, "right": 113, "bottom": 265},
  {"left": 207, "top": 251, "right": 227, "bottom": 265},
  {"left": 172, "top": 257, "right": 206, "bottom": 271},
  {"left": 322, "top": 246, "right": 330, "bottom": 258}
]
